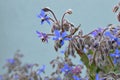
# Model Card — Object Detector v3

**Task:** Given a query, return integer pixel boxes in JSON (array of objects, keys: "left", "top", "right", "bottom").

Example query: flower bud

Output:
[
  {"left": 42, "top": 7, "right": 51, "bottom": 12},
  {"left": 117, "top": 12, "right": 120, "bottom": 22},
  {"left": 113, "top": 5, "right": 119, "bottom": 13},
  {"left": 66, "top": 9, "right": 72, "bottom": 14}
]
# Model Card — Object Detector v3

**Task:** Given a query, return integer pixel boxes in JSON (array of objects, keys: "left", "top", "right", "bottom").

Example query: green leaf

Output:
[{"left": 80, "top": 53, "right": 89, "bottom": 68}]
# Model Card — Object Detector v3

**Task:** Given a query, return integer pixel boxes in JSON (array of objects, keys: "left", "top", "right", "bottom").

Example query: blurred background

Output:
[{"left": 0, "top": 0, "right": 119, "bottom": 76}]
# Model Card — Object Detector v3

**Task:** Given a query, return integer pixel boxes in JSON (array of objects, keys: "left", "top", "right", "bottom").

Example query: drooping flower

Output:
[
  {"left": 38, "top": 9, "right": 50, "bottom": 25},
  {"left": 53, "top": 30, "right": 70, "bottom": 46},
  {"left": 36, "top": 30, "right": 49, "bottom": 42},
  {"left": 37, "top": 65, "right": 46, "bottom": 75},
  {"left": 110, "top": 48, "right": 120, "bottom": 64}
]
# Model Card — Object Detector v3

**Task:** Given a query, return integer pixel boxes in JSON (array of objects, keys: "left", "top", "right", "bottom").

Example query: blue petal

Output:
[
  {"left": 53, "top": 37, "right": 59, "bottom": 40},
  {"left": 40, "top": 9, "right": 45, "bottom": 17},
  {"left": 61, "top": 64, "right": 71, "bottom": 72},
  {"left": 46, "top": 19, "right": 50, "bottom": 25},
  {"left": 91, "top": 31, "right": 97, "bottom": 37},
  {"left": 117, "top": 41, "right": 120, "bottom": 46},
  {"left": 7, "top": 59, "right": 15, "bottom": 64},
  {"left": 37, "top": 65, "right": 46, "bottom": 75},
  {"left": 64, "top": 37, "right": 71, "bottom": 40},
  {"left": 104, "top": 31, "right": 114, "bottom": 39},
  {"left": 37, "top": 10, "right": 45, "bottom": 19},
  {"left": 62, "top": 31, "right": 67, "bottom": 38},
  {"left": 115, "top": 48, "right": 120, "bottom": 54},
  {"left": 60, "top": 50, "right": 65, "bottom": 54},
  {"left": 110, "top": 53, "right": 115, "bottom": 57},
  {"left": 54, "top": 30, "right": 60, "bottom": 37},
  {"left": 36, "top": 31, "right": 42, "bottom": 37},
  {"left": 95, "top": 73, "right": 99, "bottom": 80},
  {"left": 113, "top": 59, "right": 117, "bottom": 64}
]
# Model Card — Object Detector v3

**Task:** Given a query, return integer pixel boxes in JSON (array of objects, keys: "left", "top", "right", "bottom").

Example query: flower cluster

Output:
[{"left": 1, "top": 1, "right": 120, "bottom": 80}]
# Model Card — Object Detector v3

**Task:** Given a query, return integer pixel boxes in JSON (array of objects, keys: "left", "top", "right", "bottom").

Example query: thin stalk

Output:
[
  {"left": 49, "top": 10, "right": 61, "bottom": 28},
  {"left": 61, "top": 12, "right": 67, "bottom": 31}
]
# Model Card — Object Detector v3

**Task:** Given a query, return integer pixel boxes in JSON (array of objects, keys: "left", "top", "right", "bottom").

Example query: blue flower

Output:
[
  {"left": 37, "top": 65, "right": 46, "bottom": 75},
  {"left": 6, "top": 58, "right": 15, "bottom": 64},
  {"left": 53, "top": 30, "right": 70, "bottom": 46},
  {"left": 36, "top": 30, "right": 49, "bottom": 42},
  {"left": 38, "top": 9, "right": 50, "bottom": 25},
  {"left": 61, "top": 64, "right": 72, "bottom": 73},
  {"left": 110, "top": 48, "right": 120, "bottom": 64},
  {"left": 73, "top": 75, "right": 81, "bottom": 80}
]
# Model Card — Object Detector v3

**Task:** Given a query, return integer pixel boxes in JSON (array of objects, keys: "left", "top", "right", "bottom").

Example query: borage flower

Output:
[
  {"left": 61, "top": 64, "right": 72, "bottom": 74},
  {"left": 36, "top": 30, "right": 49, "bottom": 42},
  {"left": 53, "top": 30, "right": 70, "bottom": 46},
  {"left": 38, "top": 9, "right": 50, "bottom": 25}
]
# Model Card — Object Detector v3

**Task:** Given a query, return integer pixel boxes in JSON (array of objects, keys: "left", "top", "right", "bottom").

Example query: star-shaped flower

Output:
[
  {"left": 61, "top": 64, "right": 72, "bottom": 73},
  {"left": 53, "top": 30, "right": 70, "bottom": 46},
  {"left": 38, "top": 9, "right": 50, "bottom": 25},
  {"left": 36, "top": 30, "right": 49, "bottom": 42}
]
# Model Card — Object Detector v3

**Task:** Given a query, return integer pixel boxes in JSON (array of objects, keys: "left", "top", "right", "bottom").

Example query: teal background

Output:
[{"left": 0, "top": 0, "right": 119, "bottom": 77}]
